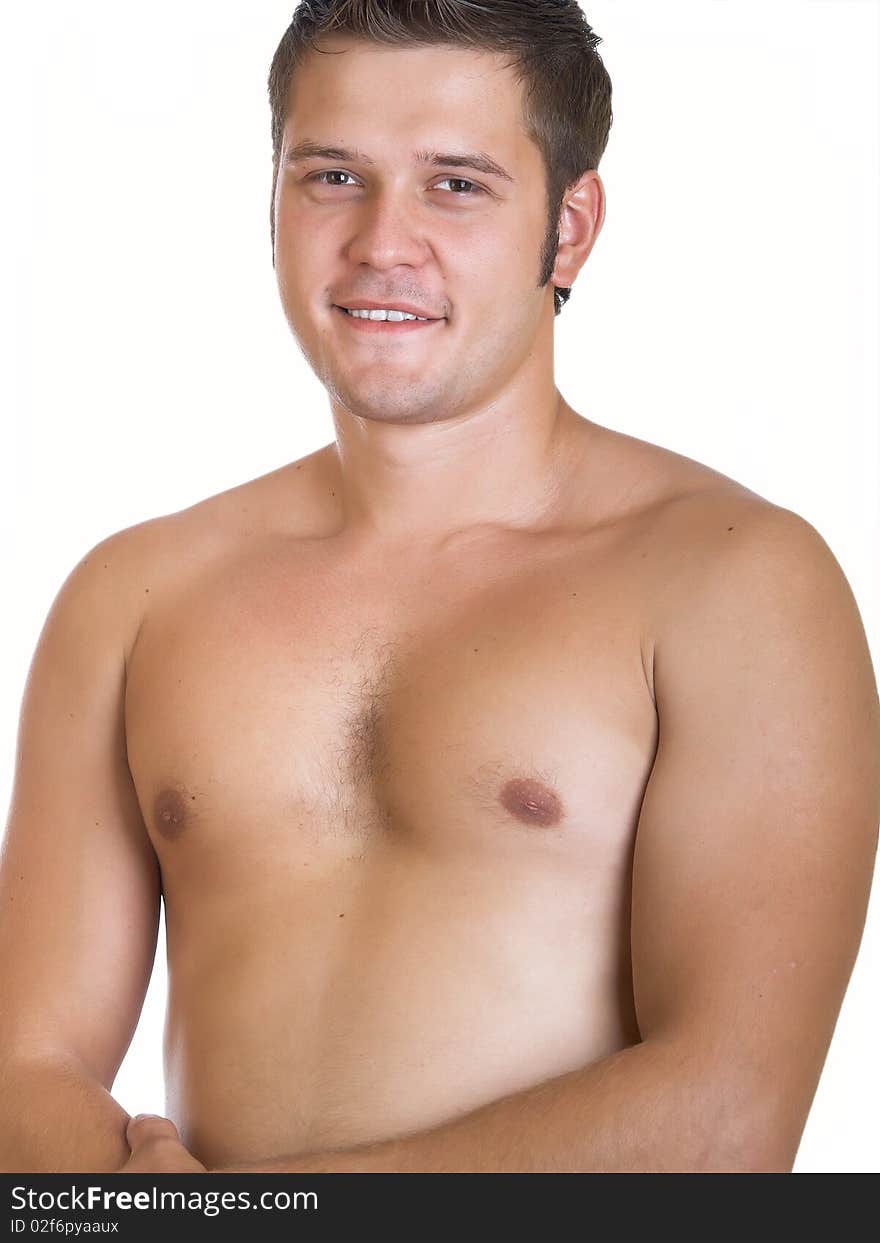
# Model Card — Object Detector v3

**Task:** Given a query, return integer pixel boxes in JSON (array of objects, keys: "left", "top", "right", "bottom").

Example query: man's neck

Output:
[{"left": 324, "top": 391, "right": 589, "bottom": 552}]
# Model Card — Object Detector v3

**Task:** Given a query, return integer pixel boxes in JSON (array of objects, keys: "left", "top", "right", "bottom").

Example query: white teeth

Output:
[{"left": 345, "top": 308, "right": 429, "bottom": 321}]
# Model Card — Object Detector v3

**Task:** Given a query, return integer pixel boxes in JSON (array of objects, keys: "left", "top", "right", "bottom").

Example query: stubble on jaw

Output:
[{"left": 320, "top": 351, "right": 468, "bottom": 428}]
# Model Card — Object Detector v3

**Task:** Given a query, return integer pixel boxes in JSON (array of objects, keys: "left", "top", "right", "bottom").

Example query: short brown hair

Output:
[{"left": 268, "top": 1, "right": 613, "bottom": 315}]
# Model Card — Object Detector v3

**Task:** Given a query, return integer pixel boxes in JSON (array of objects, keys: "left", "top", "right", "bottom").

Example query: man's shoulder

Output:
[
  {"left": 591, "top": 427, "right": 848, "bottom": 645},
  {"left": 598, "top": 425, "right": 826, "bottom": 565},
  {"left": 160, "top": 442, "right": 336, "bottom": 542},
  {"left": 71, "top": 445, "right": 335, "bottom": 654},
  {"left": 642, "top": 483, "right": 852, "bottom": 678},
  {"left": 97, "top": 444, "right": 334, "bottom": 565},
  {"left": 651, "top": 478, "right": 834, "bottom": 596}
]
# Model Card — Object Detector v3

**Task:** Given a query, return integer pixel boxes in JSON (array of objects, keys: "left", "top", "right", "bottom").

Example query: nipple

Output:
[
  {"left": 153, "top": 788, "right": 189, "bottom": 840},
  {"left": 499, "top": 777, "right": 563, "bottom": 828}
]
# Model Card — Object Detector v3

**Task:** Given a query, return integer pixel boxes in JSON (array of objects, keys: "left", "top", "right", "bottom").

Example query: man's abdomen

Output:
[{"left": 162, "top": 840, "right": 638, "bottom": 1169}]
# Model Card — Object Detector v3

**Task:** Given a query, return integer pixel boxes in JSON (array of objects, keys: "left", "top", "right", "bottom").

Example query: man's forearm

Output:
[
  {"left": 219, "top": 1038, "right": 778, "bottom": 1174},
  {"left": 0, "top": 1052, "right": 130, "bottom": 1172}
]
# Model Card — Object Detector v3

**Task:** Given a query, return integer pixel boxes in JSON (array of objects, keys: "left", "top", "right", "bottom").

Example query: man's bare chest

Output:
[{"left": 123, "top": 532, "right": 659, "bottom": 879}]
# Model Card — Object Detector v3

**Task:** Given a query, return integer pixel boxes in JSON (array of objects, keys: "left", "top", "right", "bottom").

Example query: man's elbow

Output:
[
  {"left": 704, "top": 1097, "right": 799, "bottom": 1173},
  {"left": 664, "top": 1054, "right": 801, "bottom": 1173},
  {"left": 732, "top": 1126, "right": 799, "bottom": 1173}
]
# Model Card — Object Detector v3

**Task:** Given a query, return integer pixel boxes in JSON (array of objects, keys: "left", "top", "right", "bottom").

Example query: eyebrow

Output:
[{"left": 283, "top": 141, "right": 514, "bottom": 183}]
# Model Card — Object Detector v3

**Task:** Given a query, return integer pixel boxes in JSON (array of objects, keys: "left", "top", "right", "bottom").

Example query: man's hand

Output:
[{"left": 118, "top": 1114, "right": 207, "bottom": 1173}]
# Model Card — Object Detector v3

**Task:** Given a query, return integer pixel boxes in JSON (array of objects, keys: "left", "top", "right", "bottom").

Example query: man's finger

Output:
[{"left": 126, "top": 1113, "right": 180, "bottom": 1149}]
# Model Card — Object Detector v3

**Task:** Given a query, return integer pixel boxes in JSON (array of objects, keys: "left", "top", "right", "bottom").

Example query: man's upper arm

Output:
[
  {"left": 0, "top": 529, "right": 161, "bottom": 1088},
  {"left": 631, "top": 503, "right": 880, "bottom": 1170}
]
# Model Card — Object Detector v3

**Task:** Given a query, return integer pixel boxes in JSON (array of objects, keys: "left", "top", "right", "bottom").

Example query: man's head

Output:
[
  {"left": 269, "top": 1, "right": 612, "bottom": 316},
  {"left": 267, "top": 2, "right": 611, "bottom": 428}
]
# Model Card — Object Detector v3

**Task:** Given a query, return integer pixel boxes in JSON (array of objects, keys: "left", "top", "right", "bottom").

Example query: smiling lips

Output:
[
  {"left": 334, "top": 305, "right": 443, "bottom": 333},
  {"left": 335, "top": 299, "right": 445, "bottom": 320},
  {"left": 340, "top": 305, "right": 432, "bottom": 322}
]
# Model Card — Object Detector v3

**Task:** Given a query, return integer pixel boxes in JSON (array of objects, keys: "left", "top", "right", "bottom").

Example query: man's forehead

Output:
[
  {"left": 284, "top": 39, "right": 535, "bottom": 170},
  {"left": 289, "top": 37, "right": 524, "bottom": 118}
]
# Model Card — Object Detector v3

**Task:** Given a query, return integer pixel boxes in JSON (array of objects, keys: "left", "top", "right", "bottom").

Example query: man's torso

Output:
[{"left": 121, "top": 423, "right": 762, "bottom": 1166}]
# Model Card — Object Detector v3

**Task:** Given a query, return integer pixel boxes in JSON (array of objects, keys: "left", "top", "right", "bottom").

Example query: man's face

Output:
[{"left": 273, "top": 38, "right": 555, "bottom": 426}]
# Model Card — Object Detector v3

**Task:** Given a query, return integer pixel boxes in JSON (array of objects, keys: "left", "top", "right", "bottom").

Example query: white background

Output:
[{"left": 1, "top": 1, "right": 877, "bottom": 1173}]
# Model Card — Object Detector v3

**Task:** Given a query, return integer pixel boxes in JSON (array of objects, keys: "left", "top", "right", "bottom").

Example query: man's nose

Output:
[{"left": 344, "top": 189, "right": 430, "bottom": 270}]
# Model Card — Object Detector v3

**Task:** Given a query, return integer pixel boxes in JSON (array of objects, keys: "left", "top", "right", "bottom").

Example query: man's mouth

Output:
[
  {"left": 333, "top": 305, "right": 444, "bottom": 333},
  {"left": 341, "top": 307, "right": 431, "bottom": 322}
]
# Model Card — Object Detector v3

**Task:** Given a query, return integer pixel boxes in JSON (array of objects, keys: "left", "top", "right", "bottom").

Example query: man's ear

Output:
[{"left": 551, "top": 170, "right": 606, "bottom": 291}]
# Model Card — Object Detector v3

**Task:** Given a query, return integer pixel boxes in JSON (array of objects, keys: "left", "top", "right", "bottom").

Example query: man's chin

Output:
[{"left": 333, "top": 393, "right": 446, "bottom": 427}]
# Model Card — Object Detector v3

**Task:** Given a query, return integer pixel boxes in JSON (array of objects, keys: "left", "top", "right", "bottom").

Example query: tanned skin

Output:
[{"left": 2, "top": 38, "right": 878, "bottom": 1174}]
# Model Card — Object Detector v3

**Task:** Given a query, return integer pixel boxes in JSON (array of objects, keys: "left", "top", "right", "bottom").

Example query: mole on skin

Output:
[
  {"left": 153, "top": 788, "right": 189, "bottom": 840},
  {"left": 499, "top": 777, "right": 564, "bottom": 828}
]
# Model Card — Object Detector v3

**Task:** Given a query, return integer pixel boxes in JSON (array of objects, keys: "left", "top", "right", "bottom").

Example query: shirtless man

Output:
[{"left": 2, "top": 1, "right": 878, "bottom": 1175}]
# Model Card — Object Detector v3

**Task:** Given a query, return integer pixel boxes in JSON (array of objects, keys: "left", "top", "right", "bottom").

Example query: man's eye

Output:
[
  {"left": 310, "top": 170, "right": 357, "bottom": 187},
  {"left": 435, "top": 178, "right": 483, "bottom": 196}
]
